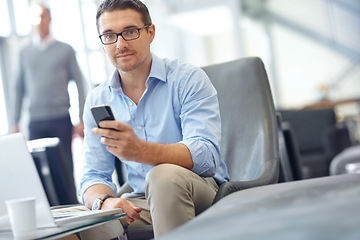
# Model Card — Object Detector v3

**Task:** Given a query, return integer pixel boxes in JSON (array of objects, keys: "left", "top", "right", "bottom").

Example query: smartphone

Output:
[{"left": 90, "top": 104, "right": 115, "bottom": 128}]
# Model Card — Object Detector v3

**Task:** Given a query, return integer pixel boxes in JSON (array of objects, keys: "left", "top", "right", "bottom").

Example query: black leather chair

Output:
[
  {"left": 277, "top": 115, "right": 305, "bottom": 182},
  {"left": 278, "top": 108, "right": 351, "bottom": 178},
  {"left": 277, "top": 114, "right": 295, "bottom": 182}
]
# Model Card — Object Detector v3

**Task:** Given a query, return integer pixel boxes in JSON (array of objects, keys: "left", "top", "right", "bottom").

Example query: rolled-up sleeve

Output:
[{"left": 178, "top": 68, "right": 221, "bottom": 177}]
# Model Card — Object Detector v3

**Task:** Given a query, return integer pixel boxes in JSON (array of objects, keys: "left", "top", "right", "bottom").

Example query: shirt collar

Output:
[
  {"left": 148, "top": 53, "right": 167, "bottom": 83},
  {"left": 109, "top": 71, "right": 122, "bottom": 92},
  {"left": 108, "top": 52, "right": 167, "bottom": 92},
  {"left": 32, "top": 34, "right": 55, "bottom": 50}
]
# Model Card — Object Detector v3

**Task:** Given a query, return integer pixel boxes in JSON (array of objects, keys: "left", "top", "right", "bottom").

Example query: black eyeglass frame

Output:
[{"left": 99, "top": 25, "right": 150, "bottom": 45}]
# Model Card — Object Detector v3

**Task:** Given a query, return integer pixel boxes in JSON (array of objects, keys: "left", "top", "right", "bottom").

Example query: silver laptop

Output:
[{"left": 0, "top": 133, "right": 124, "bottom": 230}]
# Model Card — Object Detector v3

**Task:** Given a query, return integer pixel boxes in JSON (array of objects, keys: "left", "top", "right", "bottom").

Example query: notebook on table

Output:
[{"left": 0, "top": 133, "right": 125, "bottom": 231}]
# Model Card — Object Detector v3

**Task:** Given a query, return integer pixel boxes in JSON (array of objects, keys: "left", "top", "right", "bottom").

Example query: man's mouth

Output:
[{"left": 116, "top": 52, "right": 134, "bottom": 58}]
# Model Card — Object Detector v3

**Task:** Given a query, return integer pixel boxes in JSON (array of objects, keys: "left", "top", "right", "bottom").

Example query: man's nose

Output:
[{"left": 116, "top": 35, "right": 128, "bottom": 49}]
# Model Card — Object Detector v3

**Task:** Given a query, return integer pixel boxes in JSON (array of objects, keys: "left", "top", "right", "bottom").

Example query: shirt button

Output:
[
  {"left": 137, "top": 126, "right": 143, "bottom": 130},
  {"left": 129, "top": 102, "right": 134, "bottom": 106}
]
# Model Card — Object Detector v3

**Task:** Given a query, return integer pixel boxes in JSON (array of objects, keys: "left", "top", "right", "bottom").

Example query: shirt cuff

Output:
[
  {"left": 79, "top": 179, "right": 117, "bottom": 204},
  {"left": 180, "top": 139, "right": 216, "bottom": 177}
]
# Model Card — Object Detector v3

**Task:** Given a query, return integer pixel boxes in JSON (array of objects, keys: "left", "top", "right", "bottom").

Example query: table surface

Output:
[{"left": 0, "top": 213, "right": 125, "bottom": 240}]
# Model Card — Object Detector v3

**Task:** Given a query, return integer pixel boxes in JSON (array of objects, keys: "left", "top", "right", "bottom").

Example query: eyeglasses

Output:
[{"left": 99, "top": 25, "right": 150, "bottom": 45}]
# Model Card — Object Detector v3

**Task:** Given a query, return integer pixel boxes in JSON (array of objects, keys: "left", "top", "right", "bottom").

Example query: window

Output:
[
  {"left": 0, "top": 0, "right": 11, "bottom": 36},
  {"left": 0, "top": 61, "right": 8, "bottom": 135},
  {"left": 13, "top": 0, "right": 31, "bottom": 36}
]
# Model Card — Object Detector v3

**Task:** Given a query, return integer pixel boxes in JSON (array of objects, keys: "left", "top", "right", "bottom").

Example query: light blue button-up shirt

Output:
[{"left": 79, "top": 53, "right": 229, "bottom": 199}]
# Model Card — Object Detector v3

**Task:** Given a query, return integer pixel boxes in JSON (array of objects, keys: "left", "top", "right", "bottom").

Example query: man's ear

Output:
[
  {"left": 148, "top": 24, "right": 155, "bottom": 44},
  {"left": 102, "top": 46, "right": 106, "bottom": 53}
]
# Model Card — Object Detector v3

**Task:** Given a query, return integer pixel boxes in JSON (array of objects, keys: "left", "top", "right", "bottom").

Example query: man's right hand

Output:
[
  {"left": 11, "top": 125, "right": 20, "bottom": 133},
  {"left": 102, "top": 197, "right": 142, "bottom": 225}
]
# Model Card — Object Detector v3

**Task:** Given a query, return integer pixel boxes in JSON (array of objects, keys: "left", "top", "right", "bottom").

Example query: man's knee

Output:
[{"left": 146, "top": 163, "right": 189, "bottom": 189}]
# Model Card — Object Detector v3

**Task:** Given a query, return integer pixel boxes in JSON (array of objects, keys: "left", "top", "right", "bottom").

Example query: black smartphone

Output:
[{"left": 90, "top": 104, "right": 115, "bottom": 128}]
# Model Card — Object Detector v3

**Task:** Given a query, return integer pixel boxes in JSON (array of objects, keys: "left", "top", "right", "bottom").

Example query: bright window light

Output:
[
  {"left": 169, "top": 6, "right": 233, "bottom": 36},
  {"left": 0, "top": 0, "right": 11, "bottom": 36},
  {"left": 13, "top": 0, "right": 31, "bottom": 36},
  {"left": 0, "top": 64, "right": 8, "bottom": 135}
]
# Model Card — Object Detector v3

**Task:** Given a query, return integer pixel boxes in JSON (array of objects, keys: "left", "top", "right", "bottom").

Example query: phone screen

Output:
[{"left": 90, "top": 104, "right": 115, "bottom": 127}]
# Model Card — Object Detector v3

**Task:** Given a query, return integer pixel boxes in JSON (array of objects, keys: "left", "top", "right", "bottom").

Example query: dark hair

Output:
[{"left": 96, "top": 0, "right": 152, "bottom": 33}]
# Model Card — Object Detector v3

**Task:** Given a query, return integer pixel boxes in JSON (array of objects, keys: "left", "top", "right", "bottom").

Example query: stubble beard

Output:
[{"left": 114, "top": 50, "right": 150, "bottom": 73}]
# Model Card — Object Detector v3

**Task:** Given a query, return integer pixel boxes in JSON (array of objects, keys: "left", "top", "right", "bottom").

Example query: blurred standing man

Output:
[
  {"left": 11, "top": 1, "right": 87, "bottom": 203},
  {"left": 79, "top": 0, "right": 229, "bottom": 238}
]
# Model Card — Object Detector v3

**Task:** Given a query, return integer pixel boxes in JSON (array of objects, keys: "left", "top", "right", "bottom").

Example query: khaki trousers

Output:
[{"left": 80, "top": 163, "right": 219, "bottom": 239}]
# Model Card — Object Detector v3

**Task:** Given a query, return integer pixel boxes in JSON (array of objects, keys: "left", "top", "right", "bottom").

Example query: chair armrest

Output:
[
  {"left": 322, "top": 124, "right": 352, "bottom": 159},
  {"left": 212, "top": 163, "right": 279, "bottom": 204},
  {"left": 125, "top": 225, "right": 154, "bottom": 240},
  {"left": 116, "top": 182, "right": 134, "bottom": 197}
]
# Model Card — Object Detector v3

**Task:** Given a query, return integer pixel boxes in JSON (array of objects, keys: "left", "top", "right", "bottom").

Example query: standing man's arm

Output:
[
  {"left": 10, "top": 54, "right": 26, "bottom": 133},
  {"left": 67, "top": 47, "right": 88, "bottom": 137}
]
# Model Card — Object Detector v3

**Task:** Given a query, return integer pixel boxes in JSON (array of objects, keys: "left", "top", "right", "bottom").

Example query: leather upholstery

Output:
[
  {"left": 202, "top": 57, "right": 279, "bottom": 203},
  {"left": 279, "top": 108, "right": 351, "bottom": 178}
]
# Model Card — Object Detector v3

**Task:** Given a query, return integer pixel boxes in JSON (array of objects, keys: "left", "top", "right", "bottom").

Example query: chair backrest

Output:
[
  {"left": 277, "top": 114, "right": 295, "bottom": 182},
  {"left": 202, "top": 57, "right": 279, "bottom": 184},
  {"left": 279, "top": 109, "right": 337, "bottom": 154},
  {"left": 28, "top": 138, "right": 78, "bottom": 205},
  {"left": 277, "top": 116, "right": 304, "bottom": 181}
]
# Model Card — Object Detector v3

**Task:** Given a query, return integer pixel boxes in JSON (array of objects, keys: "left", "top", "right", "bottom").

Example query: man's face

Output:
[
  {"left": 30, "top": 4, "right": 51, "bottom": 39},
  {"left": 98, "top": 9, "right": 155, "bottom": 72}
]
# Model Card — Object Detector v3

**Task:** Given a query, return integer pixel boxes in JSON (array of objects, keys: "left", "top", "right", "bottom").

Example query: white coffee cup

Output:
[{"left": 5, "top": 197, "right": 37, "bottom": 238}]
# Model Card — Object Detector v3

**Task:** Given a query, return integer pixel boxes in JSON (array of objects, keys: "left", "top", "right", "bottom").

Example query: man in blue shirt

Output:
[{"left": 79, "top": 0, "right": 229, "bottom": 238}]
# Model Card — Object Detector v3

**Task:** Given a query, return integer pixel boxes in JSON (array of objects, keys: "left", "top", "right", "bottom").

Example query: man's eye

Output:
[
  {"left": 125, "top": 29, "right": 136, "bottom": 35},
  {"left": 105, "top": 34, "right": 116, "bottom": 39}
]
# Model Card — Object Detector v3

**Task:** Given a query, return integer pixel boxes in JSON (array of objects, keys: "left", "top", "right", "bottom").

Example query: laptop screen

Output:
[{"left": 0, "top": 133, "right": 56, "bottom": 229}]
